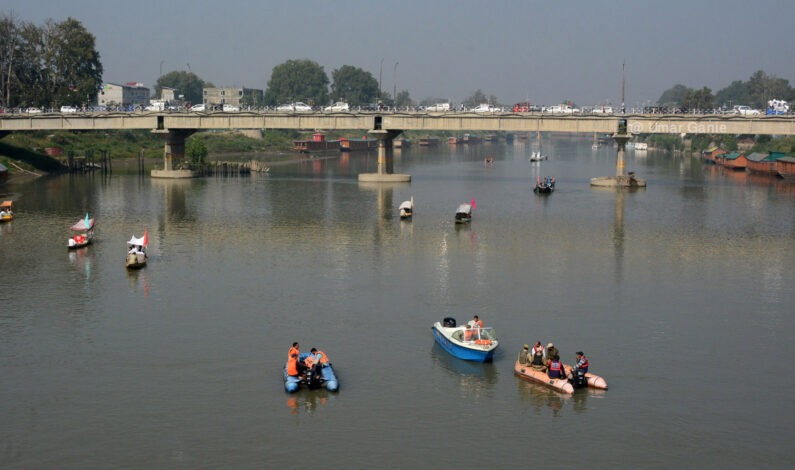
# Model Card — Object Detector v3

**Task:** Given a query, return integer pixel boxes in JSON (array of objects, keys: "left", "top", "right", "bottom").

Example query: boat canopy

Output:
[
  {"left": 399, "top": 200, "right": 412, "bottom": 210},
  {"left": 71, "top": 217, "right": 94, "bottom": 231},
  {"left": 452, "top": 326, "right": 498, "bottom": 343},
  {"left": 127, "top": 235, "right": 145, "bottom": 246},
  {"left": 456, "top": 204, "right": 472, "bottom": 214},
  {"left": 1, "top": 200, "right": 12, "bottom": 208},
  {"left": 746, "top": 152, "right": 768, "bottom": 162}
]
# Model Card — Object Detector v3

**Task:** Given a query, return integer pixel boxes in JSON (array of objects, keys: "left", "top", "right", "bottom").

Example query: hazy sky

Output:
[{"left": 4, "top": 0, "right": 795, "bottom": 106}]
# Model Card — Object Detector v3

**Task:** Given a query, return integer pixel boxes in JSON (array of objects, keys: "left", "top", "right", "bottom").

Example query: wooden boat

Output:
[
  {"left": 284, "top": 352, "right": 339, "bottom": 393},
  {"left": 432, "top": 317, "right": 499, "bottom": 362},
  {"left": 394, "top": 139, "right": 411, "bottom": 149},
  {"left": 293, "top": 133, "right": 340, "bottom": 153},
  {"left": 747, "top": 152, "right": 785, "bottom": 175},
  {"left": 534, "top": 177, "right": 555, "bottom": 194},
  {"left": 721, "top": 152, "right": 747, "bottom": 170},
  {"left": 68, "top": 214, "right": 94, "bottom": 249},
  {"left": 776, "top": 156, "right": 795, "bottom": 180},
  {"left": 454, "top": 203, "right": 472, "bottom": 224},
  {"left": 462, "top": 134, "right": 482, "bottom": 144},
  {"left": 339, "top": 137, "right": 377, "bottom": 152},
  {"left": 418, "top": 138, "right": 440, "bottom": 147},
  {"left": 447, "top": 136, "right": 461, "bottom": 145},
  {"left": 125, "top": 232, "right": 147, "bottom": 269},
  {"left": 0, "top": 200, "right": 14, "bottom": 222},
  {"left": 399, "top": 198, "right": 413, "bottom": 219},
  {"left": 514, "top": 360, "right": 574, "bottom": 394}
]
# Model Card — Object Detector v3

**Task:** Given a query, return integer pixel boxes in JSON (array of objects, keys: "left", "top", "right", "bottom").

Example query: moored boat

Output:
[
  {"left": 394, "top": 139, "right": 411, "bottom": 149},
  {"left": 447, "top": 136, "right": 461, "bottom": 145},
  {"left": 514, "top": 360, "right": 574, "bottom": 394},
  {"left": 533, "top": 176, "right": 555, "bottom": 194},
  {"left": 68, "top": 213, "right": 94, "bottom": 249},
  {"left": 283, "top": 352, "right": 339, "bottom": 393},
  {"left": 462, "top": 134, "right": 482, "bottom": 144},
  {"left": 399, "top": 197, "right": 413, "bottom": 219},
  {"left": 634, "top": 142, "right": 648, "bottom": 151},
  {"left": 125, "top": 231, "right": 147, "bottom": 269},
  {"left": 293, "top": 133, "right": 340, "bottom": 153},
  {"left": 0, "top": 200, "right": 14, "bottom": 222},
  {"left": 747, "top": 151, "right": 786, "bottom": 175},
  {"left": 431, "top": 317, "right": 499, "bottom": 362},
  {"left": 776, "top": 156, "right": 795, "bottom": 180},
  {"left": 721, "top": 152, "right": 748, "bottom": 170},
  {"left": 418, "top": 137, "right": 440, "bottom": 146},
  {"left": 339, "top": 137, "right": 378, "bottom": 152}
]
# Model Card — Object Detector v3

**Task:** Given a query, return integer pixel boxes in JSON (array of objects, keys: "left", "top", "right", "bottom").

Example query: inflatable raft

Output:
[
  {"left": 283, "top": 352, "right": 339, "bottom": 393},
  {"left": 563, "top": 362, "right": 608, "bottom": 390},
  {"left": 514, "top": 360, "right": 574, "bottom": 394}
]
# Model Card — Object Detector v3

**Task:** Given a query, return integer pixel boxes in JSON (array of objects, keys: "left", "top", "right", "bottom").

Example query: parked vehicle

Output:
[
  {"left": 472, "top": 103, "right": 498, "bottom": 113},
  {"left": 190, "top": 104, "right": 206, "bottom": 112},
  {"left": 324, "top": 102, "right": 350, "bottom": 112},
  {"left": 25, "top": 108, "right": 42, "bottom": 114},
  {"left": 592, "top": 105, "right": 613, "bottom": 114},
  {"left": 513, "top": 102, "right": 539, "bottom": 112},
  {"left": 277, "top": 102, "right": 312, "bottom": 112},
  {"left": 426, "top": 102, "right": 451, "bottom": 112},
  {"left": 734, "top": 105, "right": 760, "bottom": 116},
  {"left": 60, "top": 106, "right": 77, "bottom": 113},
  {"left": 222, "top": 104, "right": 239, "bottom": 112}
]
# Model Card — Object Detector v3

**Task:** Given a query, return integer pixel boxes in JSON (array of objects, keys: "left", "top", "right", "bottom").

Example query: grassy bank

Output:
[{"left": 0, "top": 141, "right": 65, "bottom": 174}]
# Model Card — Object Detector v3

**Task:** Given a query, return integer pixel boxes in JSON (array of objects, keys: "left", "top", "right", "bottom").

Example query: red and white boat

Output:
[{"left": 68, "top": 214, "right": 94, "bottom": 249}]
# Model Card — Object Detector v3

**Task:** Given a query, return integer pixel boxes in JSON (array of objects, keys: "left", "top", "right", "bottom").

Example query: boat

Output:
[
  {"left": 634, "top": 142, "right": 648, "bottom": 150},
  {"left": 293, "top": 133, "right": 340, "bottom": 153},
  {"left": 747, "top": 151, "right": 786, "bottom": 175},
  {"left": 776, "top": 156, "right": 795, "bottom": 180},
  {"left": 394, "top": 139, "right": 411, "bottom": 149},
  {"left": 720, "top": 152, "right": 748, "bottom": 170},
  {"left": 68, "top": 213, "right": 94, "bottom": 249},
  {"left": 0, "top": 200, "right": 14, "bottom": 222},
  {"left": 514, "top": 360, "right": 608, "bottom": 395},
  {"left": 447, "top": 136, "right": 461, "bottom": 145},
  {"left": 283, "top": 352, "right": 339, "bottom": 393},
  {"left": 339, "top": 137, "right": 378, "bottom": 152},
  {"left": 431, "top": 317, "right": 499, "bottom": 362},
  {"left": 529, "top": 152, "right": 547, "bottom": 162},
  {"left": 534, "top": 176, "right": 555, "bottom": 194},
  {"left": 462, "top": 134, "right": 482, "bottom": 144},
  {"left": 418, "top": 138, "right": 440, "bottom": 147},
  {"left": 454, "top": 201, "right": 474, "bottom": 224},
  {"left": 625, "top": 142, "right": 636, "bottom": 149},
  {"left": 399, "top": 197, "right": 413, "bottom": 219},
  {"left": 125, "top": 231, "right": 147, "bottom": 269}
]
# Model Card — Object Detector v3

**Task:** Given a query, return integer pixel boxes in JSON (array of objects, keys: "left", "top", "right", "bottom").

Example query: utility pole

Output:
[
  {"left": 393, "top": 61, "right": 399, "bottom": 104},
  {"left": 621, "top": 60, "right": 626, "bottom": 114},
  {"left": 378, "top": 58, "right": 384, "bottom": 103}
]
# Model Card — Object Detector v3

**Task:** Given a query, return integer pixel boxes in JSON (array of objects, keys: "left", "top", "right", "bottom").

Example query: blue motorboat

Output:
[
  {"left": 431, "top": 317, "right": 499, "bottom": 362},
  {"left": 283, "top": 352, "right": 339, "bottom": 393}
]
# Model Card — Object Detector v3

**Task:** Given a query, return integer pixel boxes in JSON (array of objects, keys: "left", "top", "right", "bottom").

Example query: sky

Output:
[{"left": 4, "top": 0, "right": 795, "bottom": 106}]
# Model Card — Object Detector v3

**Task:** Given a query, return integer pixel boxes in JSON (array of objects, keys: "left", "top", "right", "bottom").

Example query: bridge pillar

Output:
[
  {"left": 358, "top": 129, "right": 410, "bottom": 182},
  {"left": 151, "top": 129, "right": 198, "bottom": 178},
  {"left": 590, "top": 120, "right": 646, "bottom": 188}
]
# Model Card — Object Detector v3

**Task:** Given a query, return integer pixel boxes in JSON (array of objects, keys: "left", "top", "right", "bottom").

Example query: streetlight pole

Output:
[
  {"left": 378, "top": 58, "right": 384, "bottom": 103},
  {"left": 393, "top": 61, "right": 399, "bottom": 104}
]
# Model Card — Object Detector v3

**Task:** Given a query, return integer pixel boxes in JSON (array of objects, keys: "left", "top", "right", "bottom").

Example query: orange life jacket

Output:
[
  {"left": 286, "top": 357, "right": 298, "bottom": 376},
  {"left": 316, "top": 351, "right": 329, "bottom": 365},
  {"left": 464, "top": 330, "right": 474, "bottom": 341},
  {"left": 304, "top": 356, "right": 315, "bottom": 368},
  {"left": 473, "top": 319, "right": 484, "bottom": 329},
  {"left": 288, "top": 346, "right": 298, "bottom": 360}
]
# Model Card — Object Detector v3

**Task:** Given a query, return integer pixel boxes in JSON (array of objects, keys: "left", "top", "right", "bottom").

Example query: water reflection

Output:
[
  {"left": 430, "top": 342, "right": 498, "bottom": 397},
  {"left": 68, "top": 246, "right": 92, "bottom": 282},
  {"left": 285, "top": 389, "right": 330, "bottom": 416},
  {"left": 515, "top": 379, "right": 605, "bottom": 416}
]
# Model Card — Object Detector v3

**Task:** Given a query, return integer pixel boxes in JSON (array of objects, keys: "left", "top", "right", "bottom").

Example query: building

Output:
[
  {"left": 98, "top": 82, "right": 150, "bottom": 107},
  {"left": 161, "top": 87, "right": 177, "bottom": 103},
  {"left": 202, "top": 87, "right": 263, "bottom": 107}
]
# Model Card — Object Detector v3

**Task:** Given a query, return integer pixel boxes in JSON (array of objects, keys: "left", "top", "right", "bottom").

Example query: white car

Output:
[
  {"left": 60, "top": 106, "right": 77, "bottom": 113},
  {"left": 324, "top": 102, "right": 350, "bottom": 112},
  {"left": 426, "top": 102, "right": 451, "bottom": 112},
  {"left": 222, "top": 104, "right": 239, "bottom": 112},
  {"left": 190, "top": 104, "right": 206, "bottom": 112},
  {"left": 472, "top": 103, "right": 498, "bottom": 113},
  {"left": 734, "top": 105, "right": 760, "bottom": 116},
  {"left": 278, "top": 102, "right": 312, "bottom": 112},
  {"left": 25, "top": 108, "right": 42, "bottom": 114},
  {"left": 592, "top": 106, "right": 613, "bottom": 114}
]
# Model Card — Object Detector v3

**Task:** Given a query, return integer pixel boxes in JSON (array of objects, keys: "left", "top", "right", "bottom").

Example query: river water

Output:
[{"left": 1, "top": 138, "right": 793, "bottom": 468}]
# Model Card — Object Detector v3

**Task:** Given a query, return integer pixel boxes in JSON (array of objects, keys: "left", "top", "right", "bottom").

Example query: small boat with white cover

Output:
[
  {"left": 68, "top": 213, "right": 94, "bottom": 249},
  {"left": 431, "top": 317, "right": 499, "bottom": 362}
]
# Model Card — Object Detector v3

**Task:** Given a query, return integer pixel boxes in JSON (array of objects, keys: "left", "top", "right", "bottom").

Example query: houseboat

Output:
[
  {"left": 701, "top": 147, "right": 726, "bottom": 164},
  {"left": 776, "top": 156, "right": 795, "bottom": 180},
  {"left": 339, "top": 137, "right": 378, "bottom": 152},
  {"left": 394, "top": 139, "right": 411, "bottom": 149},
  {"left": 484, "top": 134, "right": 498, "bottom": 143},
  {"left": 747, "top": 152, "right": 785, "bottom": 175},
  {"left": 418, "top": 138, "right": 440, "bottom": 147},
  {"left": 720, "top": 152, "right": 748, "bottom": 170},
  {"left": 293, "top": 133, "right": 340, "bottom": 153},
  {"left": 462, "top": 134, "right": 482, "bottom": 144},
  {"left": 447, "top": 136, "right": 461, "bottom": 145}
]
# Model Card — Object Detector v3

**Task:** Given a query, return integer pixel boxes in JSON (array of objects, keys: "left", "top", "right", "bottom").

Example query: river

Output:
[{"left": 1, "top": 137, "right": 793, "bottom": 468}]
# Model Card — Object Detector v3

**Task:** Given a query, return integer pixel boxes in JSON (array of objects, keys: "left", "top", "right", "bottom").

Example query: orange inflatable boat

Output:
[
  {"left": 563, "top": 362, "right": 608, "bottom": 390},
  {"left": 514, "top": 360, "right": 574, "bottom": 394}
]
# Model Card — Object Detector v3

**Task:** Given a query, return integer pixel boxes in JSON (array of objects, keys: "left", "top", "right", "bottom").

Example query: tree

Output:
[
  {"left": 747, "top": 70, "right": 793, "bottom": 109},
  {"left": 330, "top": 65, "right": 378, "bottom": 106},
  {"left": 681, "top": 86, "right": 714, "bottom": 110},
  {"left": 39, "top": 18, "right": 103, "bottom": 107},
  {"left": 155, "top": 70, "right": 209, "bottom": 104},
  {"left": 715, "top": 80, "right": 750, "bottom": 107},
  {"left": 657, "top": 84, "right": 692, "bottom": 107},
  {"left": 264, "top": 59, "right": 328, "bottom": 106},
  {"left": 186, "top": 138, "right": 208, "bottom": 166},
  {"left": 419, "top": 96, "right": 447, "bottom": 107},
  {"left": 394, "top": 90, "right": 413, "bottom": 107},
  {"left": 462, "top": 89, "right": 488, "bottom": 107},
  {"left": 721, "top": 134, "right": 738, "bottom": 151}
]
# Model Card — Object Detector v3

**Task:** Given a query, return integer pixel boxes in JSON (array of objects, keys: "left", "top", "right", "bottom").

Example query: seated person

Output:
[
  {"left": 518, "top": 345, "right": 530, "bottom": 365},
  {"left": 463, "top": 325, "right": 475, "bottom": 342},
  {"left": 547, "top": 354, "right": 565, "bottom": 379},
  {"left": 530, "top": 341, "right": 546, "bottom": 370}
]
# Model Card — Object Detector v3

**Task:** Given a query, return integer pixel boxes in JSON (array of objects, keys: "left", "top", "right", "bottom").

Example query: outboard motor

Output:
[
  {"left": 304, "top": 368, "right": 322, "bottom": 390},
  {"left": 443, "top": 317, "right": 456, "bottom": 327},
  {"left": 569, "top": 368, "right": 588, "bottom": 389}
]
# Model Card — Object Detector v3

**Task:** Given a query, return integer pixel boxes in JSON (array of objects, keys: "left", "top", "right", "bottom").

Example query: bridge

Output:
[{"left": 2, "top": 111, "right": 794, "bottom": 182}]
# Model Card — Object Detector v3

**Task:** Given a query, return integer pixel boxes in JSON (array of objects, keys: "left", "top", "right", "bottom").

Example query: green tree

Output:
[
  {"left": 264, "top": 59, "right": 329, "bottom": 106},
  {"left": 681, "top": 86, "right": 714, "bottom": 110},
  {"left": 186, "top": 138, "right": 208, "bottom": 166},
  {"left": 40, "top": 18, "right": 103, "bottom": 107},
  {"left": 330, "top": 65, "right": 378, "bottom": 106},
  {"left": 747, "top": 70, "right": 793, "bottom": 109},
  {"left": 715, "top": 80, "right": 750, "bottom": 107},
  {"left": 394, "top": 90, "right": 413, "bottom": 107},
  {"left": 155, "top": 70, "right": 209, "bottom": 104},
  {"left": 657, "top": 84, "right": 692, "bottom": 107},
  {"left": 462, "top": 89, "right": 488, "bottom": 107},
  {"left": 721, "top": 134, "right": 738, "bottom": 151}
]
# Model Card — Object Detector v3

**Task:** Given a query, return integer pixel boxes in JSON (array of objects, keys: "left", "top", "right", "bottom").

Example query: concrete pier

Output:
[
  {"left": 590, "top": 121, "right": 646, "bottom": 188},
  {"left": 358, "top": 129, "right": 411, "bottom": 183},
  {"left": 151, "top": 129, "right": 198, "bottom": 179}
]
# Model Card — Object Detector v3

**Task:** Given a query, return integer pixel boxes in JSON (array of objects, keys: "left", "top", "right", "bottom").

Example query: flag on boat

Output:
[
  {"left": 85, "top": 213, "right": 90, "bottom": 229},
  {"left": 143, "top": 229, "right": 148, "bottom": 247},
  {"left": 471, "top": 197, "right": 476, "bottom": 210}
]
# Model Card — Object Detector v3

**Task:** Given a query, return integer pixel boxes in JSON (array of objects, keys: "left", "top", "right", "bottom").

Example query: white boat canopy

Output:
[
  {"left": 399, "top": 200, "right": 412, "bottom": 210},
  {"left": 456, "top": 204, "right": 472, "bottom": 214},
  {"left": 70, "top": 218, "right": 94, "bottom": 231},
  {"left": 127, "top": 235, "right": 145, "bottom": 246}
]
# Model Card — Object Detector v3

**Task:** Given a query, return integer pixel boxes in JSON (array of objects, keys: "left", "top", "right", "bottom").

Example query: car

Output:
[
  {"left": 472, "top": 103, "right": 498, "bottom": 113},
  {"left": 222, "top": 104, "right": 239, "bottom": 112},
  {"left": 292, "top": 102, "right": 312, "bottom": 112},
  {"left": 324, "top": 102, "right": 350, "bottom": 112},
  {"left": 190, "top": 104, "right": 206, "bottom": 112},
  {"left": 25, "top": 108, "right": 42, "bottom": 114},
  {"left": 733, "top": 105, "right": 760, "bottom": 116},
  {"left": 426, "top": 102, "right": 451, "bottom": 112},
  {"left": 592, "top": 106, "right": 613, "bottom": 114},
  {"left": 60, "top": 106, "right": 77, "bottom": 113},
  {"left": 145, "top": 102, "right": 165, "bottom": 111}
]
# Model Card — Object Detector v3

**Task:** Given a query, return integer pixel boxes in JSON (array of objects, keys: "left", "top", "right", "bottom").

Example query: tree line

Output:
[
  {"left": 0, "top": 13, "right": 102, "bottom": 109},
  {"left": 657, "top": 70, "right": 795, "bottom": 110}
]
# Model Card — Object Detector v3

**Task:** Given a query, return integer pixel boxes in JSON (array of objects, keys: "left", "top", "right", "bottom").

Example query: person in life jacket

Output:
[
  {"left": 463, "top": 325, "right": 475, "bottom": 342},
  {"left": 518, "top": 344, "right": 530, "bottom": 365},
  {"left": 531, "top": 341, "right": 545, "bottom": 369},
  {"left": 544, "top": 343, "right": 559, "bottom": 368},
  {"left": 288, "top": 342, "right": 299, "bottom": 361},
  {"left": 287, "top": 354, "right": 299, "bottom": 376},
  {"left": 312, "top": 348, "right": 329, "bottom": 367},
  {"left": 574, "top": 351, "right": 589, "bottom": 374},
  {"left": 547, "top": 354, "right": 565, "bottom": 379},
  {"left": 472, "top": 315, "right": 484, "bottom": 331}
]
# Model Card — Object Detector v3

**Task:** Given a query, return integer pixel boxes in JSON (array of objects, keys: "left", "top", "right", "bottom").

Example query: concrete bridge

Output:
[{"left": 1, "top": 111, "right": 794, "bottom": 181}]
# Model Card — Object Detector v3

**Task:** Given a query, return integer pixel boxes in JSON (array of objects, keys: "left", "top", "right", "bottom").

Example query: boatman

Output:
[
  {"left": 518, "top": 345, "right": 530, "bottom": 365},
  {"left": 547, "top": 354, "right": 565, "bottom": 380},
  {"left": 472, "top": 315, "right": 484, "bottom": 331},
  {"left": 574, "top": 351, "right": 589, "bottom": 374},
  {"left": 288, "top": 342, "right": 299, "bottom": 361}
]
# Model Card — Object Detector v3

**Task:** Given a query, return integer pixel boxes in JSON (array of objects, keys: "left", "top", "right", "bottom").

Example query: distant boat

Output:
[
  {"left": 293, "top": 133, "right": 340, "bottom": 153},
  {"left": 125, "top": 231, "right": 147, "bottom": 269},
  {"left": 534, "top": 176, "right": 555, "bottom": 194},
  {"left": 0, "top": 200, "right": 14, "bottom": 222},
  {"left": 399, "top": 198, "right": 413, "bottom": 219},
  {"left": 394, "top": 139, "right": 411, "bottom": 149},
  {"left": 68, "top": 213, "right": 94, "bottom": 249},
  {"left": 455, "top": 203, "right": 472, "bottom": 224},
  {"left": 634, "top": 142, "right": 648, "bottom": 150},
  {"left": 418, "top": 138, "right": 440, "bottom": 146},
  {"left": 529, "top": 152, "right": 547, "bottom": 162},
  {"left": 339, "top": 137, "right": 378, "bottom": 152},
  {"left": 431, "top": 317, "right": 499, "bottom": 362},
  {"left": 447, "top": 136, "right": 461, "bottom": 145}
]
